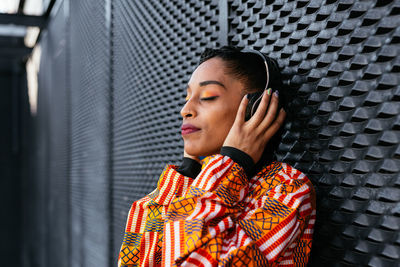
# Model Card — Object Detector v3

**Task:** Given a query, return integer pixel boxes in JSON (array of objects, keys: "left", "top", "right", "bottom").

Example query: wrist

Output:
[{"left": 220, "top": 146, "right": 255, "bottom": 178}]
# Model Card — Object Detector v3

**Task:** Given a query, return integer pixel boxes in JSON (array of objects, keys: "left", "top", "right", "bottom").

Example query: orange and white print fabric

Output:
[{"left": 118, "top": 155, "right": 316, "bottom": 267}]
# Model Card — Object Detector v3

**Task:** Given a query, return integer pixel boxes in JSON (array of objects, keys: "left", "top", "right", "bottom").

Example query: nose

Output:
[{"left": 180, "top": 99, "right": 197, "bottom": 118}]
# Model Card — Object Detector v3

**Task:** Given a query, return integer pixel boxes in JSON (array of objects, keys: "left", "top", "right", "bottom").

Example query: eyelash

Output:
[
  {"left": 201, "top": 96, "right": 218, "bottom": 101},
  {"left": 184, "top": 96, "right": 218, "bottom": 102}
]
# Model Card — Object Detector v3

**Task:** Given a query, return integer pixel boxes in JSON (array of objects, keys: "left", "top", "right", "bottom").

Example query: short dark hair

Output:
[
  {"left": 199, "top": 46, "right": 288, "bottom": 170},
  {"left": 199, "top": 46, "right": 267, "bottom": 93},
  {"left": 199, "top": 46, "right": 288, "bottom": 110}
]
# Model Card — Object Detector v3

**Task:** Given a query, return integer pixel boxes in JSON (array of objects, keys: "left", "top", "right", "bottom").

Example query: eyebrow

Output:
[
  {"left": 199, "top": 80, "right": 226, "bottom": 88},
  {"left": 187, "top": 80, "right": 226, "bottom": 90}
]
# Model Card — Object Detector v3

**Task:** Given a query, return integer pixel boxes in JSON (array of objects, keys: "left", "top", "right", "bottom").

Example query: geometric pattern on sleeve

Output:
[{"left": 262, "top": 198, "right": 292, "bottom": 218}]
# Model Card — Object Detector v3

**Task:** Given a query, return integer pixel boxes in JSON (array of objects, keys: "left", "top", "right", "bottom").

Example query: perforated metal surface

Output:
[
  {"left": 69, "top": 0, "right": 111, "bottom": 266},
  {"left": 111, "top": 0, "right": 220, "bottom": 261},
  {"left": 228, "top": 0, "right": 400, "bottom": 266}
]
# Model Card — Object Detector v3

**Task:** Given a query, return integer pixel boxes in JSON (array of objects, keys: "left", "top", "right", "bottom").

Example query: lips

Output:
[{"left": 181, "top": 123, "right": 200, "bottom": 135}]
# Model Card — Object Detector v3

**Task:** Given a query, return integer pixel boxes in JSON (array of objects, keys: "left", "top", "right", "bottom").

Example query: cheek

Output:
[
  {"left": 205, "top": 105, "right": 238, "bottom": 137},
  {"left": 183, "top": 100, "right": 241, "bottom": 156}
]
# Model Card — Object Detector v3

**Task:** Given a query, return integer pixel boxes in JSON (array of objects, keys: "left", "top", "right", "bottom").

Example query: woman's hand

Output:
[{"left": 223, "top": 90, "right": 286, "bottom": 164}]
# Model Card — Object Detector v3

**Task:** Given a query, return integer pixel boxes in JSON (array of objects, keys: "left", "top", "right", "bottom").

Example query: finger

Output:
[
  {"left": 259, "top": 90, "right": 279, "bottom": 130},
  {"left": 250, "top": 88, "right": 272, "bottom": 126},
  {"left": 263, "top": 108, "right": 286, "bottom": 140},
  {"left": 234, "top": 94, "right": 248, "bottom": 125}
]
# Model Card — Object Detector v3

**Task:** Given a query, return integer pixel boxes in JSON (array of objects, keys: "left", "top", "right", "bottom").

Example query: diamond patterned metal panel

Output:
[
  {"left": 111, "top": 0, "right": 220, "bottom": 262},
  {"left": 228, "top": 0, "right": 400, "bottom": 266}
]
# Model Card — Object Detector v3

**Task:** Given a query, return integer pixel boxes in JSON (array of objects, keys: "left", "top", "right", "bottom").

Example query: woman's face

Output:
[{"left": 181, "top": 57, "right": 245, "bottom": 157}]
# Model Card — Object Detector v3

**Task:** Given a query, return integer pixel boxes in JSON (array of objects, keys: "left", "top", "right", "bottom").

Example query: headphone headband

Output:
[
  {"left": 241, "top": 48, "right": 270, "bottom": 91},
  {"left": 241, "top": 48, "right": 273, "bottom": 117}
]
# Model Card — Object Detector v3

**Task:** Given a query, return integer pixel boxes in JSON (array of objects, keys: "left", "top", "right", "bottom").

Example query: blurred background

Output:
[{"left": 1, "top": 0, "right": 399, "bottom": 266}]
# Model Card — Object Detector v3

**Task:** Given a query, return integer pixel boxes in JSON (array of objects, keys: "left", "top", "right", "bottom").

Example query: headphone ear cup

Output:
[
  {"left": 244, "top": 91, "right": 264, "bottom": 121},
  {"left": 265, "top": 57, "right": 287, "bottom": 111}
]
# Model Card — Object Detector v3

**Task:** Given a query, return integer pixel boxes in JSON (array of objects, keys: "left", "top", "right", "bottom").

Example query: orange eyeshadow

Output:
[{"left": 201, "top": 91, "right": 219, "bottom": 98}]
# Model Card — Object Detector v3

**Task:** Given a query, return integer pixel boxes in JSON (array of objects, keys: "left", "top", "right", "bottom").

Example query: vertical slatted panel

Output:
[{"left": 44, "top": 3, "right": 70, "bottom": 267}]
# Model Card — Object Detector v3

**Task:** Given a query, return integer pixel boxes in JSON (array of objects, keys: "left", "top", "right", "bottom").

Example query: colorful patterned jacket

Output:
[{"left": 118, "top": 148, "right": 316, "bottom": 266}]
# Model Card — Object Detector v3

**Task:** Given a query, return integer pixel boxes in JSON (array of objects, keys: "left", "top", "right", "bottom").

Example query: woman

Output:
[{"left": 118, "top": 46, "right": 316, "bottom": 266}]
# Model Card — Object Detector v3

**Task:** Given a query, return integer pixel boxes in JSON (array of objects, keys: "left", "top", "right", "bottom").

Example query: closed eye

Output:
[{"left": 201, "top": 96, "right": 218, "bottom": 101}]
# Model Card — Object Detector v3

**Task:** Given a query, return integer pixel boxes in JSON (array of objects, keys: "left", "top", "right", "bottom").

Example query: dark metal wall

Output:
[
  {"left": 23, "top": 0, "right": 400, "bottom": 266},
  {"left": 0, "top": 68, "right": 26, "bottom": 267},
  {"left": 22, "top": 2, "right": 71, "bottom": 267}
]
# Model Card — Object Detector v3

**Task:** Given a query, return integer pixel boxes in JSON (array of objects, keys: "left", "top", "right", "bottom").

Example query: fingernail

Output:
[
  {"left": 267, "top": 88, "right": 271, "bottom": 95},
  {"left": 274, "top": 90, "right": 279, "bottom": 97},
  {"left": 246, "top": 94, "right": 250, "bottom": 99}
]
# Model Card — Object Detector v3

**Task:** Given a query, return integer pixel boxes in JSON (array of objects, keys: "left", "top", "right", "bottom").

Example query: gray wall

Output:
[{"left": 22, "top": 0, "right": 400, "bottom": 266}]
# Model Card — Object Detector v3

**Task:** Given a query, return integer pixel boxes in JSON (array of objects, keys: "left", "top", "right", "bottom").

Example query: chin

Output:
[{"left": 184, "top": 143, "right": 221, "bottom": 157}]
